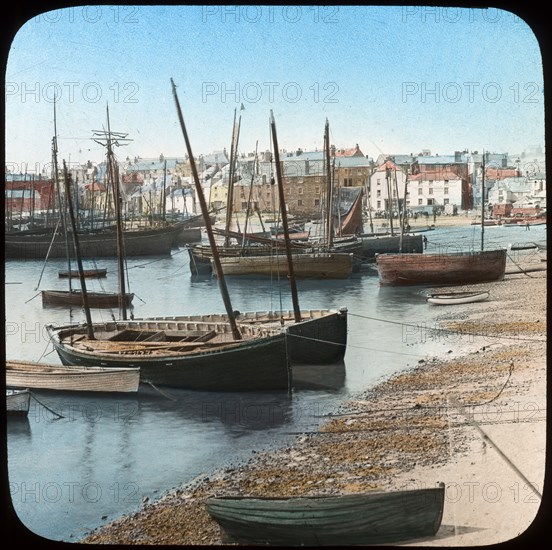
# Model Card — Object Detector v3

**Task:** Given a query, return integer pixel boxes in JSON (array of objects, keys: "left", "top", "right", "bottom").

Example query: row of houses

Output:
[{"left": 5, "top": 147, "right": 546, "bottom": 222}]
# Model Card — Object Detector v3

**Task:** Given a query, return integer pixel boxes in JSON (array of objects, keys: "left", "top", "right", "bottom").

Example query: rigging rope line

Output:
[{"left": 348, "top": 312, "right": 546, "bottom": 343}]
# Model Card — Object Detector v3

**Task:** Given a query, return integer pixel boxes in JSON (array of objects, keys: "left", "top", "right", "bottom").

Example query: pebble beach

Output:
[{"left": 77, "top": 234, "right": 547, "bottom": 546}]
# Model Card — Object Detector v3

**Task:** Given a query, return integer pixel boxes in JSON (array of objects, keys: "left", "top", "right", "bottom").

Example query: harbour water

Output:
[{"left": 5, "top": 222, "right": 546, "bottom": 542}]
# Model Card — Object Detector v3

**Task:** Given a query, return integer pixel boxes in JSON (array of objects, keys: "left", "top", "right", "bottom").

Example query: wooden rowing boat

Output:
[
  {"left": 205, "top": 483, "right": 445, "bottom": 545},
  {"left": 58, "top": 268, "right": 107, "bottom": 278},
  {"left": 6, "top": 389, "right": 31, "bottom": 416},
  {"left": 427, "top": 290, "right": 490, "bottom": 305},
  {"left": 376, "top": 249, "right": 507, "bottom": 286},
  {"left": 6, "top": 360, "right": 141, "bottom": 393},
  {"left": 41, "top": 290, "right": 134, "bottom": 308}
]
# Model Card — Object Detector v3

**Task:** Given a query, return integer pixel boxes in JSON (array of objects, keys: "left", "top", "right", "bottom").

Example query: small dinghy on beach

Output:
[{"left": 426, "top": 290, "right": 490, "bottom": 305}]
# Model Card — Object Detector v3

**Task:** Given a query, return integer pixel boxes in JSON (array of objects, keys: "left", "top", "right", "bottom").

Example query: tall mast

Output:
[
  {"left": 385, "top": 162, "right": 394, "bottom": 235},
  {"left": 108, "top": 105, "right": 127, "bottom": 320},
  {"left": 92, "top": 107, "right": 132, "bottom": 319},
  {"left": 324, "top": 119, "right": 334, "bottom": 249},
  {"left": 224, "top": 108, "right": 238, "bottom": 246},
  {"left": 52, "top": 98, "right": 73, "bottom": 285},
  {"left": 63, "top": 160, "right": 94, "bottom": 339},
  {"left": 171, "top": 78, "right": 241, "bottom": 340},
  {"left": 242, "top": 141, "right": 259, "bottom": 250},
  {"left": 481, "top": 151, "right": 486, "bottom": 251},
  {"left": 399, "top": 166, "right": 409, "bottom": 252},
  {"left": 270, "top": 110, "right": 301, "bottom": 323}
]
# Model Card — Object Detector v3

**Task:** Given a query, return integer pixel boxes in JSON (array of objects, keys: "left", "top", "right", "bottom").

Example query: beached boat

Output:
[
  {"left": 6, "top": 360, "right": 140, "bottom": 393},
  {"left": 6, "top": 389, "right": 31, "bottom": 416},
  {"left": 58, "top": 268, "right": 107, "bottom": 278},
  {"left": 376, "top": 248, "right": 507, "bottom": 286},
  {"left": 508, "top": 242, "right": 541, "bottom": 251},
  {"left": 215, "top": 252, "right": 354, "bottom": 279},
  {"left": 42, "top": 289, "right": 134, "bottom": 308},
  {"left": 427, "top": 290, "right": 490, "bottom": 305},
  {"left": 205, "top": 483, "right": 445, "bottom": 546}
]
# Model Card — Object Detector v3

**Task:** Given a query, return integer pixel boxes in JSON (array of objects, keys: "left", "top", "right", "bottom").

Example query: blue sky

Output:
[{"left": 5, "top": 5, "right": 545, "bottom": 174}]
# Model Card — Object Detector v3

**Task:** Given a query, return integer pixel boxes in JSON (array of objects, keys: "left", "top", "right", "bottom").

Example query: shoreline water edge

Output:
[{"left": 70, "top": 247, "right": 548, "bottom": 547}]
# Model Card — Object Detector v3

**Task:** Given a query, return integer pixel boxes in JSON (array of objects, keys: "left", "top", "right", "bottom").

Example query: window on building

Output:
[
  {"left": 241, "top": 202, "right": 248, "bottom": 209},
  {"left": 377, "top": 200, "right": 381, "bottom": 209},
  {"left": 298, "top": 199, "right": 303, "bottom": 207},
  {"left": 418, "top": 188, "right": 423, "bottom": 195},
  {"left": 427, "top": 198, "right": 434, "bottom": 205},
  {"left": 418, "top": 199, "right": 423, "bottom": 205},
  {"left": 377, "top": 190, "right": 381, "bottom": 197},
  {"left": 429, "top": 180, "right": 433, "bottom": 184},
  {"left": 429, "top": 188, "right": 433, "bottom": 195},
  {"left": 377, "top": 179, "right": 381, "bottom": 185},
  {"left": 443, "top": 198, "right": 449, "bottom": 205},
  {"left": 444, "top": 187, "right": 448, "bottom": 195},
  {"left": 444, "top": 179, "right": 449, "bottom": 184},
  {"left": 315, "top": 186, "right": 320, "bottom": 194},
  {"left": 298, "top": 187, "right": 303, "bottom": 195},
  {"left": 314, "top": 199, "right": 320, "bottom": 207}
]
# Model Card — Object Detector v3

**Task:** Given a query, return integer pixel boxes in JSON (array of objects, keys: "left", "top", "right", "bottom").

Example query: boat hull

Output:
[
  {"left": 59, "top": 269, "right": 107, "bottom": 278},
  {"left": 359, "top": 234, "right": 423, "bottom": 259},
  {"left": 46, "top": 321, "right": 291, "bottom": 391},
  {"left": 6, "top": 389, "right": 31, "bottom": 416},
  {"left": 427, "top": 291, "right": 490, "bottom": 305},
  {"left": 376, "top": 249, "right": 507, "bottom": 286},
  {"left": 5, "top": 225, "right": 182, "bottom": 260},
  {"left": 215, "top": 253, "right": 354, "bottom": 279},
  {"left": 205, "top": 484, "right": 445, "bottom": 546},
  {"left": 139, "top": 308, "right": 348, "bottom": 365},
  {"left": 42, "top": 290, "right": 134, "bottom": 308},
  {"left": 6, "top": 361, "right": 140, "bottom": 393}
]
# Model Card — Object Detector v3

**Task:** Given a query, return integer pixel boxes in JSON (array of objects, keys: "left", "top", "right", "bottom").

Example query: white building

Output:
[
  {"left": 488, "top": 175, "right": 546, "bottom": 208},
  {"left": 368, "top": 160, "right": 407, "bottom": 214},
  {"left": 408, "top": 168, "right": 465, "bottom": 211}
]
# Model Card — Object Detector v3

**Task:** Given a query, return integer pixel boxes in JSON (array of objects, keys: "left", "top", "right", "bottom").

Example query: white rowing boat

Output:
[{"left": 426, "top": 290, "right": 490, "bottom": 305}]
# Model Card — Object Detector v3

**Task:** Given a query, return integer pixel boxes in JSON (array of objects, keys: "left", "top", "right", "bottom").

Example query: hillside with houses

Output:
[{"left": 5, "top": 145, "right": 546, "bottom": 231}]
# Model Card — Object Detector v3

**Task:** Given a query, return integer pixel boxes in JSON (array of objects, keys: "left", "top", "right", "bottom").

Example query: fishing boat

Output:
[
  {"left": 357, "top": 233, "right": 423, "bottom": 260},
  {"left": 6, "top": 360, "right": 140, "bottom": 393},
  {"left": 426, "top": 289, "right": 490, "bottom": 305},
  {"left": 58, "top": 268, "right": 107, "bottom": 278},
  {"left": 376, "top": 249, "right": 507, "bottom": 286},
  {"left": 215, "top": 252, "right": 354, "bottom": 279},
  {"left": 41, "top": 289, "right": 134, "bottom": 308},
  {"left": 134, "top": 307, "right": 348, "bottom": 365},
  {"left": 376, "top": 159, "right": 508, "bottom": 286},
  {"left": 46, "top": 318, "right": 291, "bottom": 391},
  {"left": 6, "top": 389, "right": 31, "bottom": 416},
  {"left": 5, "top": 223, "right": 183, "bottom": 260},
  {"left": 205, "top": 483, "right": 445, "bottom": 546},
  {"left": 187, "top": 232, "right": 313, "bottom": 276}
]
